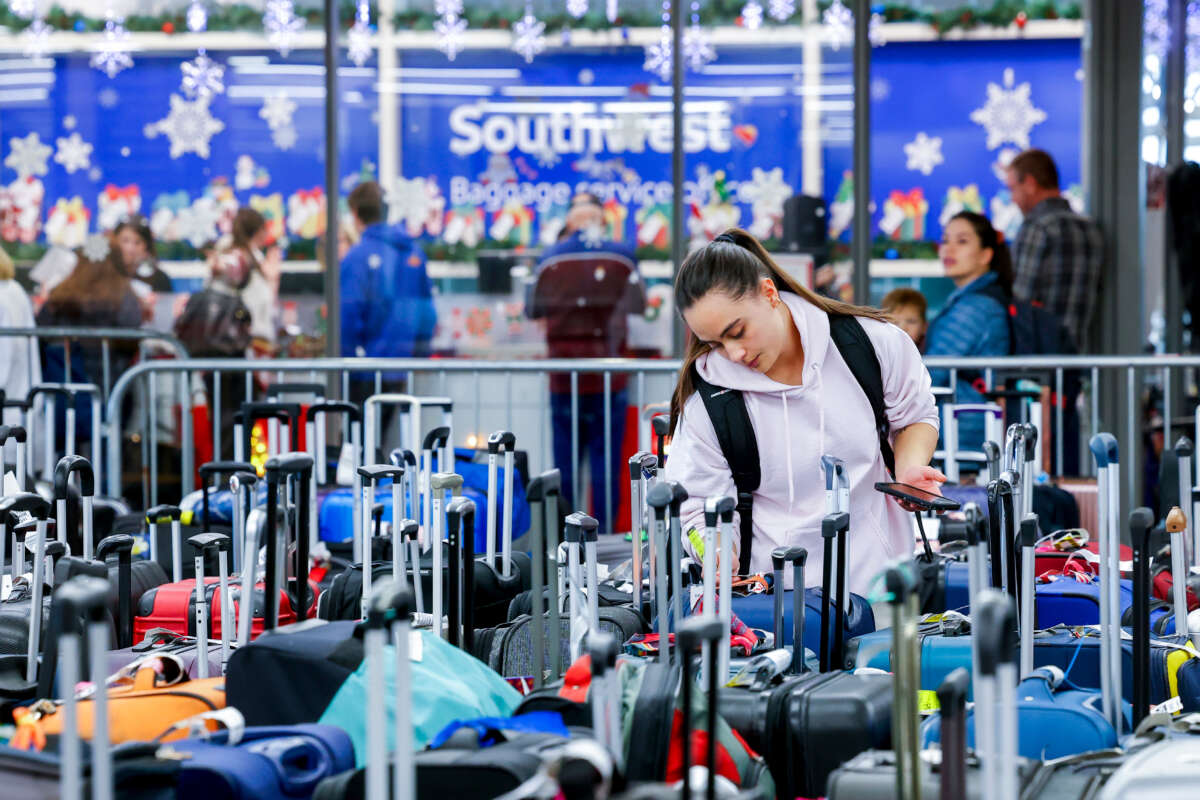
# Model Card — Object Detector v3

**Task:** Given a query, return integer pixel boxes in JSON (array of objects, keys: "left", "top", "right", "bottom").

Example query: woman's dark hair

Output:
[
  {"left": 947, "top": 211, "right": 1014, "bottom": 294},
  {"left": 232, "top": 207, "right": 267, "bottom": 251},
  {"left": 670, "top": 227, "right": 889, "bottom": 432},
  {"left": 113, "top": 218, "right": 157, "bottom": 260},
  {"left": 45, "top": 252, "right": 132, "bottom": 319}
]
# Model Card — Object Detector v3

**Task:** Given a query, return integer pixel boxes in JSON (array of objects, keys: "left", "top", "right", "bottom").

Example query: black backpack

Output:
[
  {"left": 692, "top": 313, "right": 893, "bottom": 574},
  {"left": 976, "top": 281, "right": 1078, "bottom": 359}
]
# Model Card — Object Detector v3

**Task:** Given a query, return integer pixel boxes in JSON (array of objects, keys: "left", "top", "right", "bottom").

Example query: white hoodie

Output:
[{"left": 664, "top": 292, "right": 939, "bottom": 596}]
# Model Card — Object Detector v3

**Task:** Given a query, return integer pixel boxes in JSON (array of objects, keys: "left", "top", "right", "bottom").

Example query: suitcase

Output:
[
  {"left": 718, "top": 510, "right": 893, "bottom": 800},
  {"left": 162, "top": 713, "right": 355, "bottom": 800}
]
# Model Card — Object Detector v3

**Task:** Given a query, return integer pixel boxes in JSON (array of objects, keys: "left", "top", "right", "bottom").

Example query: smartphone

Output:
[{"left": 873, "top": 482, "right": 961, "bottom": 513}]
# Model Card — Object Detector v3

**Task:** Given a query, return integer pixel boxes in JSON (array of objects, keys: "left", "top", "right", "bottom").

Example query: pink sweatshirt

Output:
[{"left": 664, "top": 292, "right": 939, "bottom": 596}]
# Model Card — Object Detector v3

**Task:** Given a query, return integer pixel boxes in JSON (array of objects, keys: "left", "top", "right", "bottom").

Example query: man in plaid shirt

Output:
[{"left": 1005, "top": 149, "right": 1105, "bottom": 352}]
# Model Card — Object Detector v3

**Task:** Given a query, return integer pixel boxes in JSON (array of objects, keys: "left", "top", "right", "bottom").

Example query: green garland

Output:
[{"left": 0, "top": 1, "right": 1081, "bottom": 37}]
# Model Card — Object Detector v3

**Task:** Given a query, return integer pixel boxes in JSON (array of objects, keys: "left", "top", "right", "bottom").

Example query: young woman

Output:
[
  {"left": 924, "top": 211, "right": 1012, "bottom": 452},
  {"left": 114, "top": 218, "right": 172, "bottom": 293},
  {"left": 663, "top": 228, "right": 943, "bottom": 594},
  {"left": 211, "top": 207, "right": 281, "bottom": 354}
]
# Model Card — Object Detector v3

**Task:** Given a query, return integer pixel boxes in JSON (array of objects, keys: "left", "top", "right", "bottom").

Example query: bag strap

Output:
[
  {"left": 692, "top": 367, "right": 760, "bottom": 575},
  {"left": 829, "top": 314, "right": 895, "bottom": 476}
]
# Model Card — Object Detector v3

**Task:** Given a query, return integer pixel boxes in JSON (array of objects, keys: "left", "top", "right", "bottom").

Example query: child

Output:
[{"left": 881, "top": 287, "right": 928, "bottom": 350}]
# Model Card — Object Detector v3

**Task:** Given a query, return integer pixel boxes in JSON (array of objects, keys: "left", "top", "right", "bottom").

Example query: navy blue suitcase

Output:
[
  {"left": 730, "top": 588, "right": 875, "bottom": 654},
  {"left": 170, "top": 724, "right": 356, "bottom": 799}
]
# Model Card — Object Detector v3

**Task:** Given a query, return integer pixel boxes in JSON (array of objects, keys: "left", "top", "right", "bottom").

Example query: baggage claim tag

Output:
[
  {"left": 409, "top": 630, "right": 423, "bottom": 663},
  {"left": 1151, "top": 695, "right": 1184, "bottom": 716}
]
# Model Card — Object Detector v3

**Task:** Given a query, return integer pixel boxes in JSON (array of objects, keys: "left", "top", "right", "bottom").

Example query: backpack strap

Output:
[
  {"left": 692, "top": 366, "right": 761, "bottom": 575},
  {"left": 829, "top": 314, "right": 896, "bottom": 476}
]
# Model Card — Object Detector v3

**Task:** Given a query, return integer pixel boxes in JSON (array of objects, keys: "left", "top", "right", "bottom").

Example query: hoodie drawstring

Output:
[{"left": 781, "top": 392, "right": 795, "bottom": 507}]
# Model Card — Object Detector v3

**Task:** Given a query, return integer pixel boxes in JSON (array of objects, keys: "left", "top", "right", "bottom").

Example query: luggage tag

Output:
[
  {"left": 335, "top": 442, "right": 356, "bottom": 486},
  {"left": 410, "top": 629, "right": 424, "bottom": 662}
]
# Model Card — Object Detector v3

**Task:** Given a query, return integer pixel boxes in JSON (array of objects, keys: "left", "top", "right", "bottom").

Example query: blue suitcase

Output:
[
  {"left": 171, "top": 724, "right": 356, "bottom": 799},
  {"left": 730, "top": 588, "right": 875, "bottom": 656},
  {"left": 919, "top": 667, "right": 1130, "bottom": 761}
]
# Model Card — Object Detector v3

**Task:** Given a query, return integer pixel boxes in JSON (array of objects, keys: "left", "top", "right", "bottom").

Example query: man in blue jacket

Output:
[{"left": 340, "top": 181, "right": 437, "bottom": 415}]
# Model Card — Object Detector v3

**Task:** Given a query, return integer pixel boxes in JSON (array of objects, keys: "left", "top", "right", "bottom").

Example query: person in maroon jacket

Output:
[{"left": 528, "top": 192, "right": 645, "bottom": 531}]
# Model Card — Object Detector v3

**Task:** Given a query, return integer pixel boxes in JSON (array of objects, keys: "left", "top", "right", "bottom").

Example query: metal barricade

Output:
[{"left": 103, "top": 354, "right": 1200, "bottom": 525}]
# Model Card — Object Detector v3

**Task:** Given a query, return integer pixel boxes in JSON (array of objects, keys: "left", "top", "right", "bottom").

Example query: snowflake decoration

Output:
[
  {"left": 63, "top": 115, "right": 77, "bottom": 131},
  {"left": 91, "top": 13, "right": 134, "bottom": 78},
  {"left": 579, "top": 225, "right": 605, "bottom": 248},
  {"left": 386, "top": 176, "right": 436, "bottom": 230},
  {"left": 259, "top": 92, "right": 297, "bottom": 131},
  {"left": 145, "top": 94, "right": 226, "bottom": 159},
  {"left": 1188, "top": 1, "right": 1200, "bottom": 75},
  {"left": 869, "top": 11, "right": 885, "bottom": 47},
  {"left": 98, "top": 88, "right": 120, "bottom": 109},
  {"left": 5, "top": 132, "right": 52, "bottom": 178},
  {"left": 741, "top": 1, "right": 763, "bottom": 29},
  {"left": 21, "top": 17, "right": 50, "bottom": 59},
  {"left": 11, "top": 0, "right": 36, "bottom": 19},
  {"left": 435, "top": 0, "right": 463, "bottom": 15},
  {"left": 903, "top": 132, "right": 943, "bottom": 175},
  {"left": 512, "top": 12, "right": 546, "bottom": 64},
  {"left": 272, "top": 126, "right": 298, "bottom": 151},
  {"left": 644, "top": 35, "right": 672, "bottom": 82},
  {"left": 533, "top": 148, "right": 561, "bottom": 168},
  {"left": 870, "top": 77, "right": 891, "bottom": 101},
  {"left": 88, "top": 167, "right": 103, "bottom": 182},
  {"left": 990, "top": 147, "right": 1020, "bottom": 183},
  {"left": 768, "top": 0, "right": 794, "bottom": 22},
  {"left": 54, "top": 133, "right": 93, "bottom": 174},
  {"left": 738, "top": 167, "right": 791, "bottom": 215},
  {"left": 181, "top": 51, "right": 225, "bottom": 99},
  {"left": 567, "top": 0, "right": 588, "bottom": 18},
  {"left": 683, "top": 25, "right": 716, "bottom": 71},
  {"left": 607, "top": 0, "right": 618, "bottom": 23},
  {"left": 82, "top": 233, "right": 110, "bottom": 262},
  {"left": 186, "top": 1, "right": 208, "bottom": 33},
  {"left": 263, "top": 0, "right": 305, "bottom": 56},
  {"left": 347, "top": 22, "right": 373, "bottom": 66},
  {"left": 823, "top": 0, "right": 853, "bottom": 50},
  {"left": 175, "top": 200, "right": 221, "bottom": 249},
  {"left": 969, "top": 68, "right": 1048, "bottom": 150},
  {"left": 435, "top": 13, "right": 467, "bottom": 61}
]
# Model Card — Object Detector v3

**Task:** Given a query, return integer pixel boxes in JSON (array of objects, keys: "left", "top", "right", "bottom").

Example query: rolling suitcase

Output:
[
  {"left": 159, "top": 708, "right": 355, "bottom": 800},
  {"left": 718, "top": 510, "right": 893, "bottom": 800}
]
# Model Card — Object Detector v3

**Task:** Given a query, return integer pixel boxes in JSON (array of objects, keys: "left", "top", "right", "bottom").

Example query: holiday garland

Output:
[{"left": 0, "top": 1, "right": 1082, "bottom": 38}]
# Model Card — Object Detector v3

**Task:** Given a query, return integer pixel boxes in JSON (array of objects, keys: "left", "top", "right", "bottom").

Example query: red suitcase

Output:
[{"left": 133, "top": 576, "right": 319, "bottom": 641}]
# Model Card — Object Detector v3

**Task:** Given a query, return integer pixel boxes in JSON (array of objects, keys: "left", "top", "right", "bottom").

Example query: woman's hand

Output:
[{"left": 892, "top": 464, "right": 948, "bottom": 512}]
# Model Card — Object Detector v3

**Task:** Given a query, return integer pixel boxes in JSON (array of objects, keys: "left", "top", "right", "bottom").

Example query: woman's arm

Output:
[{"left": 893, "top": 421, "right": 945, "bottom": 497}]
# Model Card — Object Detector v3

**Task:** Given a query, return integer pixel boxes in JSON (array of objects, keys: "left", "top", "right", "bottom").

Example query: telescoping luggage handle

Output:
[
  {"left": 421, "top": 427, "right": 452, "bottom": 552},
  {"left": 1131, "top": 506, "right": 1156, "bottom": 728},
  {"left": 308, "top": 402, "right": 363, "bottom": 556},
  {"left": 187, "top": 532, "right": 232, "bottom": 678},
  {"left": 0, "top": 492, "right": 51, "bottom": 683},
  {"left": 974, "top": 589, "right": 1018, "bottom": 800},
  {"left": 145, "top": 503, "right": 183, "bottom": 583},
  {"left": 429, "top": 471, "right": 464, "bottom": 641},
  {"left": 1165, "top": 504, "right": 1190, "bottom": 644},
  {"left": 196, "top": 461, "right": 254, "bottom": 572},
  {"left": 236, "top": 402, "right": 302, "bottom": 463},
  {"left": 526, "top": 468, "right": 562, "bottom": 684},
  {"left": 263, "top": 452, "right": 315, "bottom": 631},
  {"left": 1089, "top": 432, "right": 1121, "bottom": 733},
  {"left": 363, "top": 580, "right": 416, "bottom": 800},
  {"left": 363, "top": 392, "right": 452, "bottom": 468},
  {"left": 1018, "top": 514, "right": 1040, "bottom": 677},
  {"left": 629, "top": 451, "right": 658, "bottom": 618},
  {"left": 985, "top": 476, "right": 1016, "bottom": 596},
  {"left": 0, "top": 424, "right": 29, "bottom": 491},
  {"left": 56, "top": 575, "right": 114, "bottom": 800},
  {"left": 357, "top": 464, "right": 407, "bottom": 619},
  {"left": 231, "top": 470, "right": 259, "bottom": 648},
  {"left": 564, "top": 512, "right": 599, "bottom": 663},
  {"left": 486, "top": 430, "right": 517, "bottom": 578},
  {"left": 770, "top": 544, "right": 806, "bottom": 675},
  {"left": 937, "top": 668, "right": 971, "bottom": 800},
  {"left": 96, "top": 533, "right": 136, "bottom": 650},
  {"left": 646, "top": 481, "right": 687, "bottom": 664},
  {"left": 821, "top": 455, "right": 850, "bottom": 616},
  {"left": 706, "top": 496, "right": 736, "bottom": 680},
  {"left": 677, "top": 615, "right": 725, "bottom": 800},
  {"left": 819, "top": 510, "right": 850, "bottom": 673},
  {"left": 587, "top": 631, "right": 623, "bottom": 772},
  {"left": 886, "top": 564, "right": 919, "bottom": 800},
  {"left": 53, "top": 455, "right": 94, "bottom": 559},
  {"left": 445, "top": 496, "right": 476, "bottom": 652}
]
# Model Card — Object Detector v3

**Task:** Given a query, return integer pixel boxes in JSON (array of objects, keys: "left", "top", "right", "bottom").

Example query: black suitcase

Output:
[{"left": 718, "top": 511, "right": 892, "bottom": 800}]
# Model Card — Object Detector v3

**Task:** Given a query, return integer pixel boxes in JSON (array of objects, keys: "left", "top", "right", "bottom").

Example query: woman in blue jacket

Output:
[{"left": 925, "top": 211, "right": 1012, "bottom": 453}]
